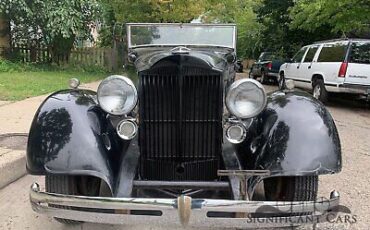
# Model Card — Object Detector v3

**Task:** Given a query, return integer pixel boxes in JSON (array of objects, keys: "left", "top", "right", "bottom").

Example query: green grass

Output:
[{"left": 0, "top": 70, "right": 106, "bottom": 101}]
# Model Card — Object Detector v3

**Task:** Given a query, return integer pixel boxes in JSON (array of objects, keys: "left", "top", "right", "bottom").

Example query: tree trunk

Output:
[{"left": 0, "top": 13, "right": 11, "bottom": 57}]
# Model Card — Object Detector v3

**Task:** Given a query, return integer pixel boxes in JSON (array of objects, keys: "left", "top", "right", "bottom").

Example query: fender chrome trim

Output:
[{"left": 30, "top": 183, "right": 340, "bottom": 228}]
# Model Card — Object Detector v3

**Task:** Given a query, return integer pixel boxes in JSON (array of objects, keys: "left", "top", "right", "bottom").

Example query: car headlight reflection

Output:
[
  {"left": 97, "top": 75, "right": 137, "bottom": 115},
  {"left": 226, "top": 79, "right": 267, "bottom": 119}
]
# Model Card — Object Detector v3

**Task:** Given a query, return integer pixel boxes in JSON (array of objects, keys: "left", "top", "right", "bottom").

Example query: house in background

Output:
[{"left": 75, "top": 22, "right": 101, "bottom": 48}]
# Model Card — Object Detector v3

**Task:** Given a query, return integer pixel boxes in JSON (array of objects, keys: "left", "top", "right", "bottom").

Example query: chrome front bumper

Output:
[
  {"left": 30, "top": 183, "right": 340, "bottom": 228},
  {"left": 267, "top": 72, "right": 279, "bottom": 78}
]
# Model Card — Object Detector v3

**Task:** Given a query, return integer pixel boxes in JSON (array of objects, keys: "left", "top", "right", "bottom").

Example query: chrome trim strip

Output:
[{"left": 30, "top": 183, "right": 340, "bottom": 228}]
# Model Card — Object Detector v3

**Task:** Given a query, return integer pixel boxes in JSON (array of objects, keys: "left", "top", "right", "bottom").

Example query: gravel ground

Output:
[{"left": 0, "top": 74, "right": 369, "bottom": 230}]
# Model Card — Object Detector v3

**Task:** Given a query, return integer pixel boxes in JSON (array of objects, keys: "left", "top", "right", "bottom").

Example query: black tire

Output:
[
  {"left": 252, "top": 176, "right": 318, "bottom": 225},
  {"left": 45, "top": 175, "right": 100, "bottom": 225},
  {"left": 264, "top": 176, "right": 318, "bottom": 202},
  {"left": 260, "top": 71, "right": 268, "bottom": 84},
  {"left": 312, "top": 79, "right": 328, "bottom": 103},
  {"left": 278, "top": 72, "right": 285, "bottom": 90}
]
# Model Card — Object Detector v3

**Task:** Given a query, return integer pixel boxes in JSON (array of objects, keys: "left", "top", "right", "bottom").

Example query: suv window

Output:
[
  {"left": 303, "top": 46, "right": 319, "bottom": 62},
  {"left": 292, "top": 47, "right": 307, "bottom": 63},
  {"left": 349, "top": 42, "right": 370, "bottom": 64},
  {"left": 317, "top": 43, "right": 348, "bottom": 62}
]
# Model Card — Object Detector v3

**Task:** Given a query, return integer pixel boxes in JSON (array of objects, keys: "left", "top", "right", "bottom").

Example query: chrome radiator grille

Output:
[{"left": 138, "top": 65, "right": 223, "bottom": 180}]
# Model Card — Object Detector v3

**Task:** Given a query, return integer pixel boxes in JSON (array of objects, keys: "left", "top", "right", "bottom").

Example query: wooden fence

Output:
[
  {"left": 1, "top": 45, "right": 122, "bottom": 71},
  {"left": 61, "top": 47, "right": 120, "bottom": 71}
]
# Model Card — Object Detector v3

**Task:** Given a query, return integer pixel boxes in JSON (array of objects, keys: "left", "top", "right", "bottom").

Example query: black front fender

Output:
[
  {"left": 237, "top": 90, "right": 342, "bottom": 176},
  {"left": 26, "top": 90, "right": 120, "bottom": 191}
]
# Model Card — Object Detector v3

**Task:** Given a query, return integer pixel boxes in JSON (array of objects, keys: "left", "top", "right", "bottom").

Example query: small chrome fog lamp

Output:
[
  {"left": 116, "top": 120, "right": 138, "bottom": 140},
  {"left": 69, "top": 78, "right": 80, "bottom": 89},
  {"left": 226, "top": 124, "right": 246, "bottom": 144}
]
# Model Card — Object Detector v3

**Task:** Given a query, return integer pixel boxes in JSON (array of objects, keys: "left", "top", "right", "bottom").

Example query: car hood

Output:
[{"left": 131, "top": 47, "right": 234, "bottom": 72}]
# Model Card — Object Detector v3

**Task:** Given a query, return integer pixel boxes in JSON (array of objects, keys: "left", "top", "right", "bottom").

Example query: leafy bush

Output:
[
  {"left": 0, "top": 59, "right": 24, "bottom": 72},
  {"left": 0, "top": 58, "right": 109, "bottom": 74}
]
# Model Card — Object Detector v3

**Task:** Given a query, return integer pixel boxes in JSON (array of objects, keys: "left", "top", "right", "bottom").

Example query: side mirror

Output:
[{"left": 128, "top": 52, "right": 137, "bottom": 63}]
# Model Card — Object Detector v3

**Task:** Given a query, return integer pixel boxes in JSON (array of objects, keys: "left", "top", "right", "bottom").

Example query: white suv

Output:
[{"left": 279, "top": 39, "right": 370, "bottom": 102}]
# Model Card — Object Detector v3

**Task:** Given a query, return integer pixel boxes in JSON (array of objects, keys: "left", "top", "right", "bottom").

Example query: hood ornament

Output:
[{"left": 171, "top": 46, "right": 191, "bottom": 54}]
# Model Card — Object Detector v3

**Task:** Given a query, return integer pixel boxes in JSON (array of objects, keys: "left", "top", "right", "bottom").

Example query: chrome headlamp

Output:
[
  {"left": 226, "top": 79, "right": 267, "bottom": 119},
  {"left": 97, "top": 75, "right": 137, "bottom": 115}
]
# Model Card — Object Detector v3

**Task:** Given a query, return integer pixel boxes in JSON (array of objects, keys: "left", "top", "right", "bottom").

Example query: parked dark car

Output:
[
  {"left": 250, "top": 52, "right": 285, "bottom": 84},
  {"left": 27, "top": 23, "right": 341, "bottom": 229}
]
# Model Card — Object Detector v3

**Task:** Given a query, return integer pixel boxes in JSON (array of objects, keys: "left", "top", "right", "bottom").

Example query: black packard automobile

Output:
[{"left": 27, "top": 23, "right": 342, "bottom": 228}]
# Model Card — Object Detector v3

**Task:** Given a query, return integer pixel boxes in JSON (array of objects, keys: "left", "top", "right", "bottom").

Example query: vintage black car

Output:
[{"left": 27, "top": 23, "right": 341, "bottom": 228}]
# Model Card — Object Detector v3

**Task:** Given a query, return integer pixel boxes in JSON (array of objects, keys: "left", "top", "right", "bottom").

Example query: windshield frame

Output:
[{"left": 127, "top": 23, "right": 237, "bottom": 50}]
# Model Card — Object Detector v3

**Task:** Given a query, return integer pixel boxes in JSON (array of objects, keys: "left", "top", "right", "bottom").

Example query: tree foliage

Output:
[
  {"left": 256, "top": 0, "right": 339, "bottom": 58},
  {"left": 203, "top": 0, "right": 263, "bottom": 58},
  {"left": 290, "top": 0, "right": 370, "bottom": 36},
  {"left": 109, "top": 0, "right": 207, "bottom": 23},
  {"left": 0, "top": 0, "right": 100, "bottom": 61}
]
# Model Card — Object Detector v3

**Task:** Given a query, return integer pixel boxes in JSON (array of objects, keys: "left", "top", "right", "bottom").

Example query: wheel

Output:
[
  {"left": 260, "top": 71, "right": 267, "bottom": 84},
  {"left": 253, "top": 176, "right": 318, "bottom": 224},
  {"left": 264, "top": 176, "right": 318, "bottom": 202},
  {"left": 312, "top": 79, "right": 328, "bottom": 103},
  {"left": 45, "top": 174, "right": 100, "bottom": 225},
  {"left": 278, "top": 72, "right": 285, "bottom": 90}
]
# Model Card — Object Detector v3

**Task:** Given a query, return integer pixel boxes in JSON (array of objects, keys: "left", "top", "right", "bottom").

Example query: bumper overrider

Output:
[{"left": 30, "top": 183, "right": 340, "bottom": 228}]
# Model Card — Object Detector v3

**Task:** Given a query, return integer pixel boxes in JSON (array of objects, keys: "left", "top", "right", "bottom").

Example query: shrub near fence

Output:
[{"left": 1, "top": 45, "right": 121, "bottom": 72}]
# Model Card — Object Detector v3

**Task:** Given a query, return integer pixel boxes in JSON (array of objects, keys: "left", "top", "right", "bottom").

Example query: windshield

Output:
[{"left": 127, "top": 23, "right": 236, "bottom": 49}]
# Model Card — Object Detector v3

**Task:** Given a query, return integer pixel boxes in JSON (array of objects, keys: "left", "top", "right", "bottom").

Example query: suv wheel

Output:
[
  {"left": 260, "top": 71, "right": 267, "bottom": 84},
  {"left": 278, "top": 73, "right": 285, "bottom": 90},
  {"left": 312, "top": 79, "right": 328, "bottom": 103},
  {"left": 45, "top": 174, "right": 101, "bottom": 225}
]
